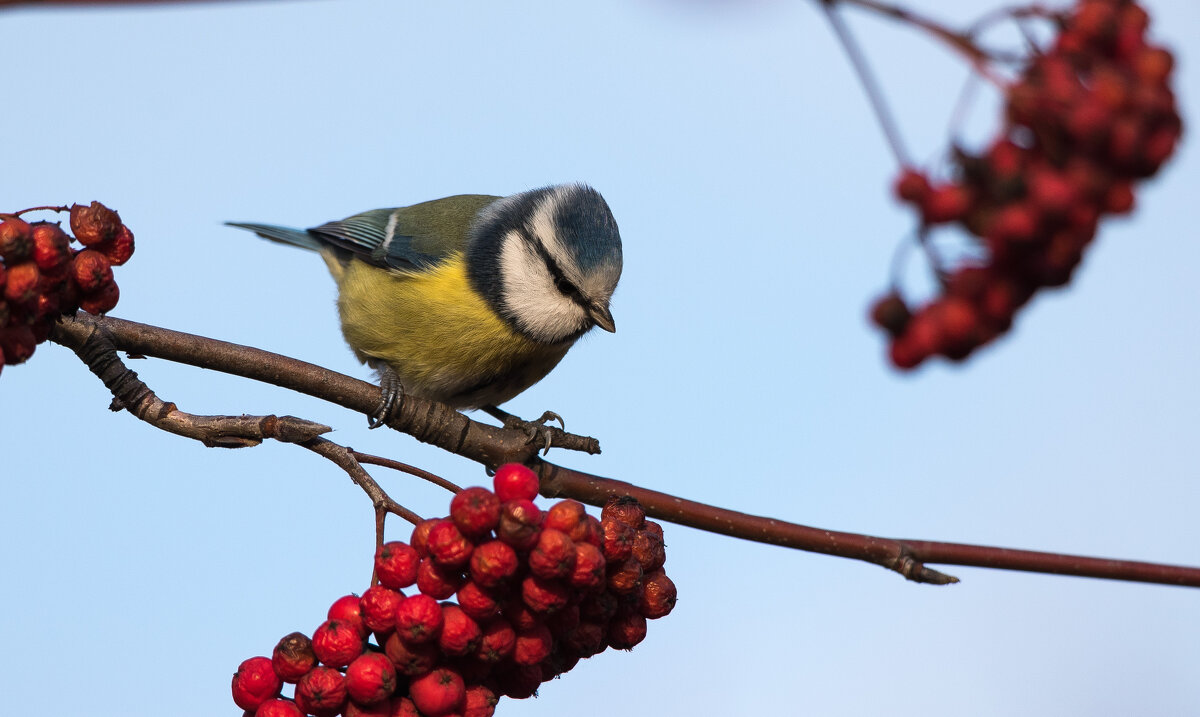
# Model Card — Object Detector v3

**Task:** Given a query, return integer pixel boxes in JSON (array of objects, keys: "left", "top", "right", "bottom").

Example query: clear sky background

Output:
[{"left": 2, "top": 1, "right": 1198, "bottom": 715}]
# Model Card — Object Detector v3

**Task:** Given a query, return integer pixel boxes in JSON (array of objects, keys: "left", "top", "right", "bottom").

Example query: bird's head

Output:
[{"left": 468, "top": 184, "right": 623, "bottom": 344}]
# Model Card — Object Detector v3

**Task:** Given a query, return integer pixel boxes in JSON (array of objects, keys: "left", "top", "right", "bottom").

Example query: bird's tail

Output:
[{"left": 225, "top": 222, "right": 324, "bottom": 252}]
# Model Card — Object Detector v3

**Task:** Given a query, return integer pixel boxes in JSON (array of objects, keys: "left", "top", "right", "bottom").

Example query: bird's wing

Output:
[{"left": 309, "top": 194, "right": 500, "bottom": 271}]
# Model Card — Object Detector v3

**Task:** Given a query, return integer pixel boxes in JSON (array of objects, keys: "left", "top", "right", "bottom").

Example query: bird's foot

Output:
[
  {"left": 484, "top": 407, "right": 565, "bottom": 455},
  {"left": 367, "top": 366, "right": 403, "bottom": 429}
]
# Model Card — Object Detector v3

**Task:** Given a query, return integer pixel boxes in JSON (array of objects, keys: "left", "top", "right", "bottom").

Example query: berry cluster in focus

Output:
[
  {"left": 875, "top": 0, "right": 1180, "bottom": 369},
  {"left": 232, "top": 464, "right": 676, "bottom": 717},
  {"left": 0, "top": 202, "right": 134, "bottom": 375}
]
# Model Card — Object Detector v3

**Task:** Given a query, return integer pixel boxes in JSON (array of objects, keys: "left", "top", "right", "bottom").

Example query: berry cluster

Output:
[
  {"left": 874, "top": 0, "right": 1179, "bottom": 369},
  {"left": 232, "top": 464, "right": 676, "bottom": 717},
  {"left": 0, "top": 202, "right": 134, "bottom": 375}
]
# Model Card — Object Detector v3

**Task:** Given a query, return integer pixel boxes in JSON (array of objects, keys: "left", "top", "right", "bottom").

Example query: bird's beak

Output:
[{"left": 588, "top": 303, "right": 616, "bottom": 333}]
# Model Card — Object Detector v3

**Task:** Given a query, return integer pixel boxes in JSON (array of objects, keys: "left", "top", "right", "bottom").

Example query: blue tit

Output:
[{"left": 227, "top": 183, "right": 622, "bottom": 428}]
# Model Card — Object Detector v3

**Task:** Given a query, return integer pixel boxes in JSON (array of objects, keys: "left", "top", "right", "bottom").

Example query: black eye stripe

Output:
[{"left": 525, "top": 229, "right": 584, "bottom": 303}]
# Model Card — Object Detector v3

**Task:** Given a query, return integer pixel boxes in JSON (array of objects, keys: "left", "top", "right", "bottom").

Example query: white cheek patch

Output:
[{"left": 498, "top": 229, "right": 587, "bottom": 343}]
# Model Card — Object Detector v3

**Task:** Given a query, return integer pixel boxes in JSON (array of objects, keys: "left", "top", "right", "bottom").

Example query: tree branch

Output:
[{"left": 50, "top": 311, "right": 1200, "bottom": 589}]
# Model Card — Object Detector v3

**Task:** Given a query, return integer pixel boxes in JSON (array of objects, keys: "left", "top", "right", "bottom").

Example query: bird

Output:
[{"left": 227, "top": 183, "right": 623, "bottom": 439}]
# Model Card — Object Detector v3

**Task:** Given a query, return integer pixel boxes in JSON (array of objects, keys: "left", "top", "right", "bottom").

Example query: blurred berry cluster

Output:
[
  {"left": 0, "top": 202, "right": 133, "bottom": 375},
  {"left": 232, "top": 464, "right": 676, "bottom": 717},
  {"left": 874, "top": 0, "right": 1180, "bottom": 368}
]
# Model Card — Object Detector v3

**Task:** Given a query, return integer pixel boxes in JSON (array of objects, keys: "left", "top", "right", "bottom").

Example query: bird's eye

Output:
[{"left": 553, "top": 274, "right": 582, "bottom": 300}]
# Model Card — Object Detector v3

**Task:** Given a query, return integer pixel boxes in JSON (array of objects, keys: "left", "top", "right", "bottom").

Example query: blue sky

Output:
[{"left": 2, "top": 1, "right": 1199, "bottom": 715}]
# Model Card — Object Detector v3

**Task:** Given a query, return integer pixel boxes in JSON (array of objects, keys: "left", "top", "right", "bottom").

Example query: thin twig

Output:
[
  {"left": 301, "top": 437, "right": 422, "bottom": 526},
  {"left": 349, "top": 449, "right": 462, "bottom": 494},
  {"left": 820, "top": 0, "right": 911, "bottom": 167},
  {"left": 836, "top": 0, "right": 1013, "bottom": 84}
]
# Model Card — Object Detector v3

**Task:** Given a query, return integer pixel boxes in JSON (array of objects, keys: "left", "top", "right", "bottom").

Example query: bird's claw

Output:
[
  {"left": 367, "top": 367, "right": 403, "bottom": 429},
  {"left": 504, "top": 410, "right": 565, "bottom": 455}
]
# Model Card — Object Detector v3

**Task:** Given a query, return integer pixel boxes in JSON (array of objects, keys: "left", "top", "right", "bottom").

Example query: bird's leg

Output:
[
  {"left": 367, "top": 366, "right": 404, "bottom": 429},
  {"left": 482, "top": 406, "right": 565, "bottom": 455}
]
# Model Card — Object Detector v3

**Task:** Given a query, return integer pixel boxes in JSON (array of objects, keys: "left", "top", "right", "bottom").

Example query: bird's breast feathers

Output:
[{"left": 332, "top": 253, "right": 571, "bottom": 407}]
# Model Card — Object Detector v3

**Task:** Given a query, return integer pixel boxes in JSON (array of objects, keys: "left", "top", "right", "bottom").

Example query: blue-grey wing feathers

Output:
[
  {"left": 310, "top": 210, "right": 442, "bottom": 271},
  {"left": 225, "top": 222, "right": 325, "bottom": 252},
  {"left": 227, "top": 211, "right": 440, "bottom": 272}
]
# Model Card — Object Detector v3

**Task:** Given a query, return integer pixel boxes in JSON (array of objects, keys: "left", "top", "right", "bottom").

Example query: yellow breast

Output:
[{"left": 325, "top": 252, "right": 571, "bottom": 408}]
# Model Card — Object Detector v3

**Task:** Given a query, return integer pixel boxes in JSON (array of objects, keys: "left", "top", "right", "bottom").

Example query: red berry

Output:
[
  {"left": 496, "top": 499, "right": 542, "bottom": 550},
  {"left": 937, "top": 297, "right": 981, "bottom": 358},
  {"left": 416, "top": 557, "right": 465, "bottom": 599},
  {"left": 601, "top": 496, "right": 646, "bottom": 528},
  {"left": 360, "top": 585, "right": 405, "bottom": 633},
  {"left": 295, "top": 666, "right": 348, "bottom": 717},
  {"left": 3, "top": 261, "right": 39, "bottom": 306},
  {"left": 869, "top": 292, "right": 910, "bottom": 337},
  {"left": 579, "top": 514, "right": 604, "bottom": 547},
  {"left": 1132, "top": 46, "right": 1174, "bottom": 85},
  {"left": 987, "top": 203, "right": 1041, "bottom": 245},
  {"left": 409, "top": 667, "right": 466, "bottom": 717},
  {"left": 562, "top": 621, "right": 607, "bottom": 657},
  {"left": 529, "top": 530, "right": 576, "bottom": 583},
  {"left": 569, "top": 541, "right": 608, "bottom": 591},
  {"left": 632, "top": 528, "right": 667, "bottom": 572},
  {"left": 254, "top": 699, "right": 304, "bottom": 717},
  {"left": 475, "top": 617, "right": 517, "bottom": 663},
  {"left": 463, "top": 685, "right": 498, "bottom": 717},
  {"left": 394, "top": 593, "right": 444, "bottom": 644},
  {"left": 1028, "top": 166, "right": 1078, "bottom": 217},
  {"left": 72, "top": 249, "right": 114, "bottom": 293},
  {"left": 986, "top": 139, "right": 1026, "bottom": 179},
  {"left": 545, "top": 601, "right": 581, "bottom": 634},
  {"left": 0, "top": 323, "right": 37, "bottom": 365},
  {"left": 345, "top": 652, "right": 398, "bottom": 706},
  {"left": 69, "top": 201, "right": 121, "bottom": 246},
  {"left": 607, "top": 556, "right": 644, "bottom": 595},
  {"left": 544, "top": 499, "right": 587, "bottom": 536},
  {"left": 892, "top": 168, "right": 931, "bottom": 204},
  {"left": 920, "top": 184, "right": 971, "bottom": 224},
  {"left": 389, "top": 697, "right": 422, "bottom": 717},
  {"left": 469, "top": 539, "right": 519, "bottom": 588},
  {"left": 410, "top": 517, "right": 442, "bottom": 557},
  {"left": 343, "top": 699, "right": 396, "bottom": 717},
  {"left": 438, "top": 603, "right": 482, "bottom": 656},
  {"left": 501, "top": 595, "right": 541, "bottom": 631},
  {"left": 78, "top": 281, "right": 119, "bottom": 315},
  {"left": 0, "top": 217, "right": 32, "bottom": 262},
  {"left": 512, "top": 622, "right": 553, "bottom": 666},
  {"left": 231, "top": 656, "right": 282, "bottom": 711},
  {"left": 494, "top": 664, "right": 541, "bottom": 700},
  {"left": 312, "top": 618, "right": 364, "bottom": 667},
  {"left": 1104, "top": 181, "right": 1136, "bottom": 214},
  {"left": 30, "top": 223, "right": 71, "bottom": 272},
  {"left": 639, "top": 570, "right": 678, "bottom": 619},
  {"left": 456, "top": 580, "right": 501, "bottom": 621},
  {"left": 383, "top": 631, "right": 440, "bottom": 676},
  {"left": 327, "top": 594, "right": 367, "bottom": 637},
  {"left": 579, "top": 590, "right": 619, "bottom": 623},
  {"left": 607, "top": 610, "right": 648, "bottom": 650},
  {"left": 599, "top": 517, "right": 636, "bottom": 561},
  {"left": 492, "top": 463, "right": 539, "bottom": 502},
  {"left": 271, "top": 632, "right": 317, "bottom": 683},
  {"left": 521, "top": 574, "right": 569, "bottom": 614},
  {"left": 427, "top": 520, "right": 474, "bottom": 568},
  {"left": 95, "top": 223, "right": 135, "bottom": 266},
  {"left": 450, "top": 486, "right": 501, "bottom": 537},
  {"left": 374, "top": 541, "right": 420, "bottom": 590}
]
